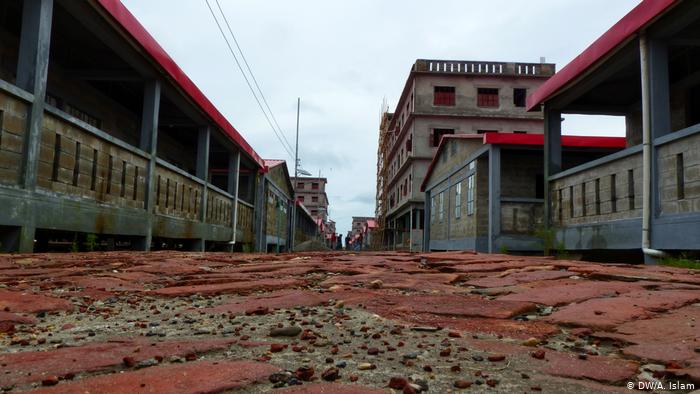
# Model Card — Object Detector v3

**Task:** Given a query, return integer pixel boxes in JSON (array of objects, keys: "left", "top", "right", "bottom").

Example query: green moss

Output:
[{"left": 660, "top": 253, "right": 700, "bottom": 270}]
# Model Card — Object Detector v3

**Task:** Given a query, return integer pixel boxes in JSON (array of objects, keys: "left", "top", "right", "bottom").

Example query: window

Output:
[
  {"left": 312, "top": 196, "right": 318, "bottom": 203},
  {"left": 65, "top": 104, "right": 101, "bottom": 129},
  {"left": 439, "top": 192, "right": 444, "bottom": 222},
  {"left": 455, "top": 182, "right": 462, "bottom": 219},
  {"left": 431, "top": 128, "right": 454, "bottom": 147},
  {"left": 297, "top": 182, "right": 304, "bottom": 189},
  {"left": 477, "top": 88, "right": 499, "bottom": 107},
  {"left": 466, "top": 175, "right": 475, "bottom": 215},
  {"left": 431, "top": 197, "right": 436, "bottom": 223},
  {"left": 433, "top": 86, "right": 455, "bottom": 106},
  {"left": 311, "top": 209, "right": 317, "bottom": 215},
  {"left": 513, "top": 130, "right": 527, "bottom": 134},
  {"left": 513, "top": 88, "right": 527, "bottom": 107},
  {"left": 535, "top": 174, "right": 544, "bottom": 199},
  {"left": 477, "top": 130, "right": 497, "bottom": 134},
  {"left": 298, "top": 196, "right": 305, "bottom": 202},
  {"left": 311, "top": 182, "right": 319, "bottom": 190}
]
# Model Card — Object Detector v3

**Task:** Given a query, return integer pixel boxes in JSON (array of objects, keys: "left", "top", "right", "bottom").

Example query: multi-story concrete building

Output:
[
  {"left": 291, "top": 176, "right": 329, "bottom": 221},
  {"left": 0, "top": 0, "right": 273, "bottom": 252},
  {"left": 421, "top": 133, "right": 624, "bottom": 252},
  {"left": 378, "top": 59, "right": 555, "bottom": 251},
  {"left": 262, "top": 160, "right": 293, "bottom": 253},
  {"left": 529, "top": 0, "right": 700, "bottom": 260}
]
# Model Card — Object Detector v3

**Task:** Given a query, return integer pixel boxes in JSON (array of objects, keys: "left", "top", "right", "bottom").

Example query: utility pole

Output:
[{"left": 291, "top": 98, "right": 300, "bottom": 251}]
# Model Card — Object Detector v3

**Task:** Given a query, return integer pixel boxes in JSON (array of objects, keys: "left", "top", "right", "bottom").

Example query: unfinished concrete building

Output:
[
  {"left": 0, "top": 0, "right": 269, "bottom": 252},
  {"left": 529, "top": 0, "right": 700, "bottom": 259},
  {"left": 290, "top": 176, "right": 329, "bottom": 222},
  {"left": 377, "top": 59, "right": 555, "bottom": 251},
  {"left": 421, "top": 134, "right": 624, "bottom": 252}
]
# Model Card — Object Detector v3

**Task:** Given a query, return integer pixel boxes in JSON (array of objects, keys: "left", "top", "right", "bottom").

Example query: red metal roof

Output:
[
  {"left": 483, "top": 133, "right": 626, "bottom": 149},
  {"left": 95, "top": 0, "right": 265, "bottom": 168},
  {"left": 526, "top": 0, "right": 677, "bottom": 111},
  {"left": 263, "top": 159, "right": 285, "bottom": 168},
  {"left": 420, "top": 133, "right": 626, "bottom": 191}
]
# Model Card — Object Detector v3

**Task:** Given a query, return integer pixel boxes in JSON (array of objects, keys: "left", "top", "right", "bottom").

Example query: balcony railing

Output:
[
  {"left": 0, "top": 80, "right": 255, "bottom": 243},
  {"left": 414, "top": 59, "right": 555, "bottom": 77},
  {"left": 549, "top": 126, "right": 700, "bottom": 227}
]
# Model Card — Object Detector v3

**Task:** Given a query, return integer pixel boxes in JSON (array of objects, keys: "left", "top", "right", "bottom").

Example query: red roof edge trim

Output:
[
  {"left": 483, "top": 133, "right": 627, "bottom": 149},
  {"left": 526, "top": 0, "right": 677, "bottom": 111},
  {"left": 421, "top": 133, "right": 627, "bottom": 191},
  {"left": 95, "top": 0, "right": 264, "bottom": 168}
]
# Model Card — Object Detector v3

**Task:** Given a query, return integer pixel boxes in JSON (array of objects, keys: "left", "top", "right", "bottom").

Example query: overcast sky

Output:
[{"left": 121, "top": 0, "right": 639, "bottom": 236}]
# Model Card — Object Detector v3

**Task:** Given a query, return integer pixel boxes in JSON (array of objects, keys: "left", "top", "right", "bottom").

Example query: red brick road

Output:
[{"left": 0, "top": 251, "right": 698, "bottom": 392}]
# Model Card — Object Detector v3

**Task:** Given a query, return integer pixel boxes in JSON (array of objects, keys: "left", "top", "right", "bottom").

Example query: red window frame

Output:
[
  {"left": 477, "top": 88, "right": 499, "bottom": 107},
  {"left": 433, "top": 86, "right": 455, "bottom": 106}
]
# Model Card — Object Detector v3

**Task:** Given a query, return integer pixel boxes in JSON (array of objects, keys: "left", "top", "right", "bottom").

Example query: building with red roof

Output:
[
  {"left": 527, "top": 0, "right": 700, "bottom": 259},
  {"left": 376, "top": 58, "right": 555, "bottom": 252},
  {"left": 0, "top": 0, "right": 270, "bottom": 252},
  {"left": 421, "top": 133, "right": 625, "bottom": 252}
]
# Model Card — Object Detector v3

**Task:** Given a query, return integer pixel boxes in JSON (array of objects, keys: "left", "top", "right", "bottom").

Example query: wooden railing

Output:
[
  {"left": 38, "top": 109, "right": 148, "bottom": 210},
  {"left": 154, "top": 161, "right": 203, "bottom": 221},
  {"left": 237, "top": 200, "right": 254, "bottom": 243},
  {"left": 0, "top": 81, "right": 260, "bottom": 245},
  {"left": 550, "top": 148, "right": 643, "bottom": 226},
  {"left": 206, "top": 185, "right": 232, "bottom": 227},
  {"left": 0, "top": 90, "right": 28, "bottom": 186}
]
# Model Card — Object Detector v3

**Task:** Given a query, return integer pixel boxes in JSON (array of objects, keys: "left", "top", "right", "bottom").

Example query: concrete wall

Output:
[
  {"left": 551, "top": 149, "right": 643, "bottom": 226},
  {"left": 384, "top": 69, "right": 549, "bottom": 243},
  {"left": 413, "top": 74, "right": 548, "bottom": 121},
  {"left": 657, "top": 130, "right": 700, "bottom": 215},
  {"left": 427, "top": 152, "right": 488, "bottom": 251}
]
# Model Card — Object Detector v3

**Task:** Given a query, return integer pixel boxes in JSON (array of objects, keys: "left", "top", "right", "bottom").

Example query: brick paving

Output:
[{"left": 0, "top": 251, "right": 698, "bottom": 392}]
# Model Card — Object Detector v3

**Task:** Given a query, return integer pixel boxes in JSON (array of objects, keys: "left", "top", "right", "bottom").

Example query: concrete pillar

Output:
[
  {"left": 227, "top": 151, "right": 240, "bottom": 252},
  {"left": 253, "top": 173, "right": 266, "bottom": 252},
  {"left": 488, "top": 146, "right": 502, "bottom": 253},
  {"left": 423, "top": 191, "right": 431, "bottom": 252},
  {"left": 135, "top": 80, "right": 161, "bottom": 251},
  {"left": 642, "top": 38, "right": 670, "bottom": 263},
  {"left": 193, "top": 126, "right": 210, "bottom": 252},
  {"left": 16, "top": 0, "right": 53, "bottom": 252},
  {"left": 543, "top": 108, "right": 562, "bottom": 229}
]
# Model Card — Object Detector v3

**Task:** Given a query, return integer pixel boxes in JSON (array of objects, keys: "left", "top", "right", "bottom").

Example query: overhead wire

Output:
[
  {"left": 214, "top": 0, "right": 295, "bottom": 154},
  {"left": 204, "top": 0, "right": 295, "bottom": 160}
]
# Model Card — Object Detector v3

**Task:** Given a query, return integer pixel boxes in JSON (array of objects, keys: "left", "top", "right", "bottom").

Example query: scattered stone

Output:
[
  {"left": 388, "top": 376, "right": 408, "bottom": 389},
  {"left": 411, "top": 326, "right": 440, "bottom": 332},
  {"left": 488, "top": 355, "right": 506, "bottom": 362},
  {"left": 522, "top": 337, "right": 540, "bottom": 347},
  {"left": 358, "top": 363, "right": 376, "bottom": 370},
  {"left": 321, "top": 367, "right": 339, "bottom": 381},
  {"left": 531, "top": 350, "right": 546, "bottom": 360},
  {"left": 41, "top": 376, "right": 59, "bottom": 386},
  {"left": 454, "top": 380, "right": 472, "bottom": 389},
  {"left": 369, "top": 280, "right": 384, "bottom": 289},
  {"left": 270, "top": 326, "right": 302, "bottom": 337},
  {"left": 270, "top": 343, "right": 286, "bottom": 353},
  {"left": 295, "top": 366, "right": 314, "bottom": 381}
]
